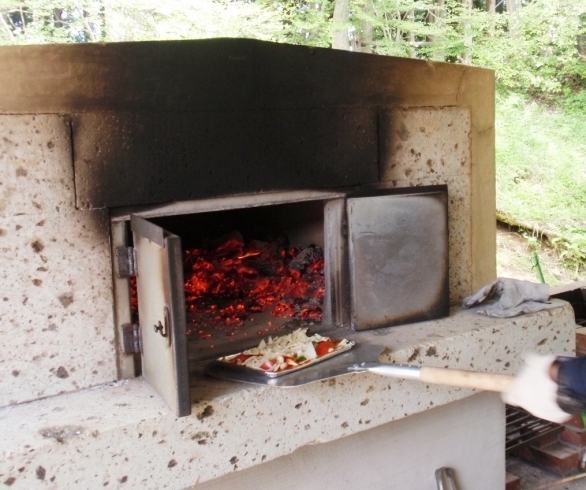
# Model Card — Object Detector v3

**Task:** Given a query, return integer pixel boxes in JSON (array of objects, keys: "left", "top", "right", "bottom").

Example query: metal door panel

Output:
[
  {"left": 347, "top": 190, "right": 449, "bottom": 330},
  {"left": 131, "top": 215, "right": 190, "bottom": 416}
]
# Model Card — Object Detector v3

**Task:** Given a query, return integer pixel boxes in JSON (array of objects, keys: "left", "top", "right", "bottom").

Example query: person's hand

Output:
[
  {"left": 462, "top": 278, "right": 550, "bottom": 309},
  {"left": 502, "top": 353, "right": 571, "bottom": 424}
]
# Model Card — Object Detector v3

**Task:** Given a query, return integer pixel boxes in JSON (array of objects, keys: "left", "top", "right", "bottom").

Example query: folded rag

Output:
[{"left": 462, "top": 278, "right": 562, "bottom": 318}]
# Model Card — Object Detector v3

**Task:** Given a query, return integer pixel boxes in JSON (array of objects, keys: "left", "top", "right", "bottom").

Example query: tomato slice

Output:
[
  {"left": 232, "top": 354, "right": 256, "bottom": 364},
  {"left": 315, "top": 340, "right": 338, "bottom": 357},
  {"left": 260, "top": 359, "right": 275, "bottom": 370}
]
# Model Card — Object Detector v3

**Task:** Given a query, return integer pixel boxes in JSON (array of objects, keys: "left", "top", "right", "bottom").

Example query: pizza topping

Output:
[
  {"left": 315, "top": 340, "right": 337, "bottom": 357},
  {"left": 221, "top": 328, "right": 351, "bottom": 373}
]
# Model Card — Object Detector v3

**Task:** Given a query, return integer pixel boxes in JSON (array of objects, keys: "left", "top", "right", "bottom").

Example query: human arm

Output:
[{"left": 555, "top": 357, "right": 586, "bottom": 415}]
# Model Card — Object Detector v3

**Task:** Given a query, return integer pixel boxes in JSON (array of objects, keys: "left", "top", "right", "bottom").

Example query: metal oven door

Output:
[
  {"left": 347, "top": 187, "right": 449, "bottom": 330},
  {"left": 131, "top": 215, "right": 190, "bottom": 417}
]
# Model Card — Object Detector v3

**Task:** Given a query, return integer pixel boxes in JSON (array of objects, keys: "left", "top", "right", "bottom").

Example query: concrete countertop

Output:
[{"left": 0, "top": 302, "right": 576, "bottom": 489}]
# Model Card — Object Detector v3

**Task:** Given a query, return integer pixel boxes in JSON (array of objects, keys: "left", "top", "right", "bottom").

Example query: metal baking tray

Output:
[
  {"left": 205, "top": 339, "right": 355, "bottom": 380},
  {"left": 204, "top": 341, "right": 384, "bottom": 387},
  {"left": 214, "top": 339, "right": 355, "bottom": 378}
]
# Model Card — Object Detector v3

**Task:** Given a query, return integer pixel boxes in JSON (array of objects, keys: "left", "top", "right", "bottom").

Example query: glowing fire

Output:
[
  {"left": 129, "top": 232, "right": 325, "bottom": 340},
  {"left": 184, "top": 232, "right": 324, "bottom": 339}
]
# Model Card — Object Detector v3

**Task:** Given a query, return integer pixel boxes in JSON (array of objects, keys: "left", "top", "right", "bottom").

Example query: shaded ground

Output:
[
  {"left": 497, "top": 222, "right": 580, "bottom": 287},
  {"left": 507, "top": 456, "right": 586, "bottom": 490}
]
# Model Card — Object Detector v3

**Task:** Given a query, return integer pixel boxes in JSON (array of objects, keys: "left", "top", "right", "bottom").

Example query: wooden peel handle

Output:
[{"left": 419, "top": 366, "right": 514, "bottom": 393}]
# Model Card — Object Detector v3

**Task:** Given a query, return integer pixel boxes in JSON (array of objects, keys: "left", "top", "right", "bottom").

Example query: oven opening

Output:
[
  {"left": 117, "top": 193, "right": 349, "bottom": 374},
  {"left": 111, "top": 187, "right": 448, "bottom": 416},
  {"left": 143, "top": 200, "right": 336, "bottom": 361}
]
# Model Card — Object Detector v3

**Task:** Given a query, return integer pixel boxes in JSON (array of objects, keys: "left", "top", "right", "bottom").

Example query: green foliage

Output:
[
  {"left": 0, "top": 0, "right": 283, "bottom": 44},
  {"left": 496, "top": 88, "right": 586, "bottom": 276},
  {"left": 0, "top": 0, "right": 105, "bottom": 43},
  {"left": 471, "top": 0, "right": 586, "bottom": 96},
  {"left": 520, "top": 229, "right": 540, "bottom": 252},
  {"left": 551, "top": 230, "right": 586, "bottom": 274},
  {"left": 335, "top": 0, "right": 472, "bottom": 59},
  {"left": 559, "top": 89, "right": 586, "bottom": 117},
  {"left": 263, "top": 0, "right": 334, "bottom": 47}
]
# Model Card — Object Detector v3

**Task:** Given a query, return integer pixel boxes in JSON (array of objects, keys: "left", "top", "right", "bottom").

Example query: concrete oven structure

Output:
[{"left": 0, "top": 39, "right": 576, "bottom": 489}]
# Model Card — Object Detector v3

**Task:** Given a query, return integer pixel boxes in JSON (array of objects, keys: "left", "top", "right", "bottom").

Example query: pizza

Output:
[{"left": 220, "top": 328, "right": 352, "bottom": 373}]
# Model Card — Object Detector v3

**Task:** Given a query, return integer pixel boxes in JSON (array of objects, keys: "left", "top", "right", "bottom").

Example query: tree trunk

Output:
[
  {"left": 426, "top": 0, "right": 445, "bottom": 60},
  {"left": 358, "top": 21, "right": 374, "bottom": 52},
  {"left": 487, "top": 0, "right": 495, "bottom": 36},
  {"left": 332, "top": 0, "right": 350, "bottom": 50},
  {"left": 461, "top": 0, "right": 473, "bottom": 65},
  {"left": 505, "top": 0, "right": 519, "bottom": 13},
  {"left": 396, "top": 11, "right": 402, "bottom": 48},
  {"left": 506, "top": 0, "right": 520, "bottom": 39},
  {"left": 408, "top": 10, "right": 416, "bottom": 58},
  {"left": 356, "top": 2, "right": 374, "bottom": 53}
]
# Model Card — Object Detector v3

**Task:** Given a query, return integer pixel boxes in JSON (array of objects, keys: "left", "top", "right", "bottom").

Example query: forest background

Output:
[{"left": 1, "top": 0, "right": 585, "bottom": 285}]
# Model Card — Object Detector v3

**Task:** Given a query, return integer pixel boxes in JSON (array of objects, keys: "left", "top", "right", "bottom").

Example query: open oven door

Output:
[
  {"left": 346, "top": 186, "right": 449, "bottom": 331},
  {"left": 131, "top": 214, "right": 191, "bottom": 417}
]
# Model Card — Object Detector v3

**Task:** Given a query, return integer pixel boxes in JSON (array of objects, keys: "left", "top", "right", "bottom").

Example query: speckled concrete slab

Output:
[
  {"left": 0, "top": 208, "right": 117, "bottom": 407},
  {"left": 0, "top": 114, "right": 117, "bottom": 407},
  {"left": 0, "top": 114, "right": 74, "bottom": 217},
  {"left": 379, "top": 107, "right": 471, "bottom": 183},
  {"left": 0, "top": 304, "right": 575, "bottom": 489}
]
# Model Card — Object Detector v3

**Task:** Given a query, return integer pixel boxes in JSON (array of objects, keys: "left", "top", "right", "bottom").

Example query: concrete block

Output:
[
  {"left": 0, "top": 305, "right": 574, "bottom": 489},
  {"left": 0, "top": 208, "right": 116, "bottom": 407},
  {"left": 0, "top": 114, "right": 74, "bottom": 218},
  {"left": 72, "top": 108, "right": 378, "bottom": 209},
  {"left": 379, "top": 107, "right": 471, "bottom": 183}
]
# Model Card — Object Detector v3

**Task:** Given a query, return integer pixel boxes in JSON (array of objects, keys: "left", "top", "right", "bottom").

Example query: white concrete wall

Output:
[{"left": 192, "top": 392, "right": 505, "bottom": 490}]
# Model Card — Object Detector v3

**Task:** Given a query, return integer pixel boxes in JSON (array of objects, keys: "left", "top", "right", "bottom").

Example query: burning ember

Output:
[{"left": 183, "top": 232, "right": 324, "bottom": 339}]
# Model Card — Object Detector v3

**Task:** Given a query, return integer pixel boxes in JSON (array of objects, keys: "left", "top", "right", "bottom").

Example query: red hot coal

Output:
[{"left": 183, "top": 231, "right": 324, "bottom": 339}]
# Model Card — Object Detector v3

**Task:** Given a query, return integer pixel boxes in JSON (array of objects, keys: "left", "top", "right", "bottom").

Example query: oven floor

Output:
[{"left": 187, "top": 310, "right": 326, "bottom": 362}]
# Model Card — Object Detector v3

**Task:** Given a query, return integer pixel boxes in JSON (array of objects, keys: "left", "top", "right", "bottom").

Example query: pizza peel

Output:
[{"left": 205, "top": 342, "right": 514, "bottom": 392}]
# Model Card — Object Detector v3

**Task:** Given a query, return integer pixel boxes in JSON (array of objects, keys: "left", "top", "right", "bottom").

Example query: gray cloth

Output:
[
  {"left": 462, "top": 278, "right": 562, "bottom": 318},
  {"left": 474, "top": 300, "right": 562, "bottom": 318}
]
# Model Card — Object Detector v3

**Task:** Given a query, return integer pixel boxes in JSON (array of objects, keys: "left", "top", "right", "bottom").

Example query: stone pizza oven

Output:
[{"left": 0, "top": 39, "right": 577, "bottom": 489}]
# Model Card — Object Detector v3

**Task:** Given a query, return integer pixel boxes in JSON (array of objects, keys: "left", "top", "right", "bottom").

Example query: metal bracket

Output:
[
  {"left": 122, "top": 323, "right": 141, "bottom": 355},
  {"left": 116, "top": 247, "right": 137, "bottom": 278}
]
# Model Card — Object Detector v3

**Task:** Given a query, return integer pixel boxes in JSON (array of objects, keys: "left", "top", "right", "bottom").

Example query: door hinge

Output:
[
  {"left": 116, "top": 246, "right": 137, "bottom": 278},
  {"left": 122, "top": 323, "right": 141, "bottom": 355}
]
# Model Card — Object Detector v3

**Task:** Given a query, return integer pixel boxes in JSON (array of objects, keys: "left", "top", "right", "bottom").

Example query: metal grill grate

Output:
[{"left": 505, "top": 405, "right": 564, "bottom": 454}]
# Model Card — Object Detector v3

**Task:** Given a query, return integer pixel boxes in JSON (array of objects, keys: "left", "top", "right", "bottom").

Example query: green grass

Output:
[{"left": 496, "top": 89, "right": 586, "bottom": 274}]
